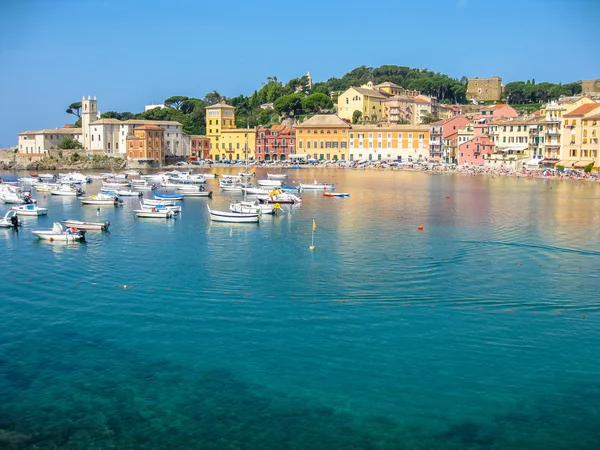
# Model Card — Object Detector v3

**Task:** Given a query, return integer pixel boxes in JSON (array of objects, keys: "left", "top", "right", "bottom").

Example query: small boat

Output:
[
  {"left": 102, "top": 188, "right": 141, "bottom": 197},
  {"left": 154, "top": 193, "right": 184, "bottom": 200},
  {"left": 18, "top": 176, "right": 40, "bottom": 184},
  {"left": 241, "top": 186, "right": 271, "bottom": 195},
  {"left": 299, "top": 181, "right": 335, "bottom": 190},
  {"left": 138, "top": 201, "right": 181, "bottom": 213},
  {"left": 230, "top": 200, "right": 278, "bottom": 215},
  {"left": 323, "top": 192, "right": 350, "bottom": 197},
  {"left": 33, "top": 183, "right": 58, "bottom": 192},
  {"left": 80, "top": 193, "right": 121, "bottom": 206},
  {"left": 207, "top": 205, "right": 259, "bottom": 223},
  {"left": 183, "top": 191, "right": 213, "bottom": 197},
  {"left": 32, "top": 222, "right": 86, "bottom": 241},
  {"left": 0, "top": 210, "right": 19, "bottom": 228},
  {"left": 267, "top": 173, "right": 288, "bottom": 179},
  {"left": 238, "top": 172, "right": 255, "bottom": 177},
  {"left": 124, "top": 169, "right": 141, "bottom": 176},
  {"left": 257, "top": 179, "right": 282, "bottom": 188},
  {"left": 144, "top": 198, "right": 178, "bottom": 206},
  {"left": 0, "top": 185, "right": 33, "bottom": 204},
  {"left": 50, "top": 184, "right": 84, "bottom": 196},
  {"left": 133, "top": 208, "right": 175, "bottom": 219},
  {"left": 131, "top": 179, "right": 156, "bottom": 191},
  {"left": 102, "top": 181, "right": 131, "bottom": 188},
  {"left": 38, "top": 173, "right": 56, "bottom": 182},
  {"left": 10, "top": 204, "right": 48, "bottom": 216},
  {"left": 281, "top": 184, "right": 299, "bottom": 192},
  {"left": 257, "top": 189, "right": 302, "bottom": 204},
  {"left": 62, "top": 220, "right": 110, "bottom": 231}
]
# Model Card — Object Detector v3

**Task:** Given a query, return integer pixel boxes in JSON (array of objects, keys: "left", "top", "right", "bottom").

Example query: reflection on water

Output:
[{"left": 1, "top": 169, "right": 600, "bottom": 449}]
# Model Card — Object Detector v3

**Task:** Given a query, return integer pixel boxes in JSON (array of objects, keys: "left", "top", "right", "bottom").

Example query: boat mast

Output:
[{"left": 244, "top": 130, "right": 248, "bottom": 202}]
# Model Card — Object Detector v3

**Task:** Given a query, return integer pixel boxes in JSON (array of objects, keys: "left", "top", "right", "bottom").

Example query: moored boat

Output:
[
  {"left": 32, "top": 222, "right": 86, "bottom": 241},
  {"left": 10, "top": 204, "right": 48, "bottom": 216},
  {"left": 257, "top": 189, "right": 302, "bottom": 204},
  {"left": 323, "top": 192, "right": 350, "bottom": 197},
  {"left": 182, "top": 191, "right": 213, "bottom": 197},
  {"left": 154, "top": 193, "right": 184, "bottom": 200},
  {"left": 207, "top": 205, "right": 259, "bottom": 223},
  {"left": 257, "top": 178, "right": 282, "bottom": 188},
  {"left": 267, "top": 173, "right": 288, "bottom": 179},
  {"left": 0, "top": 210, "right": 19, "bottom": 228},
  {"left": 299, "top": 181, "right": 335, "bottom": 190},
  {"left": 50, "top": 184, "right": 84, "bottom": 196},
  {"left": 133, "top": 208, "right": 175, "bottom": 219},
  {"left": 80, "top": 193, "right": 121, "bottom": 205},
  {"left": 61, "top": 220, "right": 110, "bottom": 231},
  {"left": 230, "top": 200, "right": 278, "bottom": 215}
]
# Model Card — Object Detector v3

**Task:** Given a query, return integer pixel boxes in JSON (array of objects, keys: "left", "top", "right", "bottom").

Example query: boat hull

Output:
[
  {"left": 299, "top": 183, "right": 335, "bottom": 190},
  {"left": 32, "top": 231, "right": 85, "bottom": 241},
  {"left": 183, "top": 191, "right": 213, "bottom": 197},
  {"left": 207, "top": 206, "right": 259, "bottom": 223},
  {"left": 62, "top": 220, "right": 110, "bottom": 231},
  {"left": 134, "top": 210, "right": 174, "bottom": 218}
]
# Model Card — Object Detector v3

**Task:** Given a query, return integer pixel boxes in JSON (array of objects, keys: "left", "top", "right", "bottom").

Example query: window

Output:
[
  {"left": 307, "top": 141, "right": 311, "bottom": 149},
  {"left": 209, "top": 120, "right": 212, "bottom": 125},
  {"left": 341, "top": 142, "right": 347, "bottom": 148},
  {"left": 419, "top": 133, "right": 424, "bottom": 139},
  {"left": 299, "top": 141, "right": 303, "bottom": 149}
]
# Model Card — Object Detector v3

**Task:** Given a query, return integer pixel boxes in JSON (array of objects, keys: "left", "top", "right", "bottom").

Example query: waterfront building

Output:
[
  {"left": 294, "top": 114, "right": 350, "bottom": 161},
  {"left": 458, "top": 135, "right": 494, "bottom": 166},
  {"left": 190, "top": 135, "right": 210, "bottom": 160},
  {"left": 479, "top": 104, "right": 519, "bottom": 120},
  {"left": 430, "top": 116, "right": 470, "bottom": 163},
  {"left": 255, "top": 125, "right": 295, "bottom": 162},
  {"left": 382, "top": 96, "right": 432, "bottom": 125},
  {"left": 348, "top": 124, "right": 430, "bottom": 162},
  {"left": 126, "top": 124, "right": 164, "bottom": 163},
  {"left": 466, "top": 76, "right": 503, "bottom": 102},
  {"left": 17, "top": 128, "right": 83, "bottom": 161},
  {"left": 559, "top": 102, "right": 600, "bottom": 169},
  {"left": 488, "top": 117, "right": 537, "bottom": 164},
  {"left": 206, "top": 103, "right": 256, "bottom": 161},
  {"left": 457, "top": 124, "right": 474, "bottom": 148}
]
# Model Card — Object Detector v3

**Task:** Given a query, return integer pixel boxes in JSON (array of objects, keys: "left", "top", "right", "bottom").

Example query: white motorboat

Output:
[
  {"left": 133, "top": 208, "right": 175, "bottom": 218},
  {"left": 138, "top": 201, "right": 181, "bottom": 213},
  {"left": 38, "top": 173, "right": 56, "bottom": 182},
  {"left": 238, "top": 172, "right": 255, "bottom": 177},
  {"left": 144, "top": 198, "right": 178, "bottom": 206},
  {"left": 32, "top": 222, "right": 86, "bottom": 241},
  {"left": 62, "top": 219, "right": 110, "bottom": 231},
  {"left": 183, "top": 191, "right": 213, "bottom": 197},
  {"left": 257, "top": 179, "right": 282, "bottom": 188},
  {"left": 80, "top": 193, "right": 121, "bottom": 205},
  {"left": 131, "top": 179, "right": 155, "bottom": 191},
  {"left": 0, "top": 185, "right": 33, "bottom": 204},
  {"left": 230, "top": 200, "right": 278, "bottom": 215},
  {"left": 18, "top": 176, "right": 39, "bottom": 184},
  {"left": 0, "top": 210, "right": 19, "bottom": 228},
  {"left": 124, "top": 170, "right": 141, "bottom": 176},
  {"left": 102, "top": 181, "right": 131, "bottom": 189},
  {"left": 50, "top": 184, "right": 84, "bottom": 196},
  {"left": 154, "top": 193, "right": 184, "bottom": 200},
  {"left": 241, "top": 186, "right": 271, "bottom": 195},
  {"left": 33, "top": 183, "right": 58, "bottom": 192},
  {"left": 267, "top": 173, "right": 288, "bottom": 179},
  {"left": 10, "top": 204, "right": 48, "bottom": 216},
  {"left": 56, "top": 172, "right": 90, "bottom": 184},
  {"left": 299, "top": 181, "right": 335, "bottom": 190},
  {"left": 257, "top": 189, "right": 302, "bottom": 204},
  {"left": 207, "top": 205, "right": 259, "bottom": 223},
  {"left": 101, "top": 188, "right": 141, "bottom": 197}
]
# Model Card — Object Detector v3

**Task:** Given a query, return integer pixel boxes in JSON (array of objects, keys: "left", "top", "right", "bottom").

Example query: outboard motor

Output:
[{"left": 10, "top": 215, "right": 18, "bottom": 227}]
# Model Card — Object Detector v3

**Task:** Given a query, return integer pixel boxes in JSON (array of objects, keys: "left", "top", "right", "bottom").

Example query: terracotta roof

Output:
[
  {"left": 295, "top": 114, "right": 351, "bottom": 128},
  {"left": 90, "top": 118, "right": 122, "bottom": 125},
  {"left": 563, "top": 103, "right": 600, "bottom": 117},
  {"left": 135, "top": 124, "right": 163, "bottom": 131},
  {"left": 411, "top": 97, "right": 430, "bottom": 104},
  {"left": 482, "top": 104, "right": 508, "bottom": 111},
  {"left": 124, "top": 119, "right": 183, "bottom": 126},
  {"left": 350, "top": 87, "right": 389, "bottom": 99},
  {"left": 205, "top": 102, "right": 235, "bottom": 109},
  {"left": 19, "top": 128, "right": 83, "bottom": 136}
]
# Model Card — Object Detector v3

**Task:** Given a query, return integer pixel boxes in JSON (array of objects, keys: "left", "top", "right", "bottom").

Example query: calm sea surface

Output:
[{"left": 1, "top": 168, "right": 600, "bottom": 449}]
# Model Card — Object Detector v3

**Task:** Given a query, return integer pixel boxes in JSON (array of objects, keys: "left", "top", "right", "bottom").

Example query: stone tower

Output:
[{"left": 81, "top": 95, "right": 99, "bottom": 150}]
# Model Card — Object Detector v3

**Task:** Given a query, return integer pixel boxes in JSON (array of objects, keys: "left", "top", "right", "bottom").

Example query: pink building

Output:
[
  {"left": 255, "top": 125, "right": 295, "bottom": 161},
  {"left": 479, "top": 104, "right": 519, "bottom": 120},
  {"left": 430, "top": 116, "right": 470, "bottom": 163},
  {"left": 458, "top": 136, "right": 495, "bottom": 166}
]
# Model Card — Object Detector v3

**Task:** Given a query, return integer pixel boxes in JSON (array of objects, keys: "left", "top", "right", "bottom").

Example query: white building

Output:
[{"left": 18, "top": 128, "right": 83, "bottom": 158}]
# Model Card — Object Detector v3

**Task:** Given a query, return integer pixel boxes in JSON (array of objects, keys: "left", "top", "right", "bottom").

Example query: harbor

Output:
[{"left": 1, "top": 167, "right": 600, "bottom": 448}]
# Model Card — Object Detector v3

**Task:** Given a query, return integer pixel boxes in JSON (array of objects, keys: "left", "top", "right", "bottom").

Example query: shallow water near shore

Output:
[{"left": 1, "top": 168, "right": 600, "bottom": 449}]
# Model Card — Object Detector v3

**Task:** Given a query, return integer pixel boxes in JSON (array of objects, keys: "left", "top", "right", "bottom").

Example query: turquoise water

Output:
[{"left": 1, "top": 169, "right": 600, "bottom": 449}]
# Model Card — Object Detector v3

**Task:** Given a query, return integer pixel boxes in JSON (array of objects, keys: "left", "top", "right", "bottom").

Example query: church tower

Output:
[{"left": 81, "top": 95, "right": 99, "bottom": 150}]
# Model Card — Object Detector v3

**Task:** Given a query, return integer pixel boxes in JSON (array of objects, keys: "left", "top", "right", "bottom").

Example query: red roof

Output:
[{"left": 563, "top": 103, "right": 600, "bottom": 117}]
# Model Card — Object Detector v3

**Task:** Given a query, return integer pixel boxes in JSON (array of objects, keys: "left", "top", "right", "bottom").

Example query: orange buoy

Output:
[
  {"left": 418, "top": 225, "right": 424, "bottom": 230},
  {"left": 446, "top": 196, "right": 450, "bottom": 199},
  {"left": 49, "top": 237, "right": 54, "bottom": 242}
]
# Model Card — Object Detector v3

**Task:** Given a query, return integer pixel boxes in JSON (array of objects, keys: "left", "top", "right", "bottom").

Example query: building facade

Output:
[
  {"left": 382, "top": 96, "right": 433, "bottom": 125},
  {"left": 430, "top": 116, "right": 470, "bottom": 163},
  {"left": 126, "top": 124, "right": 164, "bottom": 163},
  {"left": 458, "top": 136, "right": 495, "bottom": 166},
  {"left": 18, "top": 128, "right": 83, "bottom": 159},
  {"left": 581, "top": 79, "right": 600, "bottom": 94},
  {"left": 190, "top": 135, "right": 210, "bottom": 160},
  {"left": 466, "top": 77, "right": 503, "bottom": 102},
  {"left": 294, "top": 114, "right": 350, "bottom": 161},
  {"left": 206, "top": 103, "right": 256, "bottom": 161},
  {"left": 559, "top": 103, "right": 600, "bottom": 169},
  {"left": 255, "top": 125, "right": 295, "bottom": 161},
  {"left": 348, "top": 124, "right": 430, "bottom": 162}
]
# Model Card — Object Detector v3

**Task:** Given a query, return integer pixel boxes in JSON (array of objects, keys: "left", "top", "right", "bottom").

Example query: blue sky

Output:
[{"left": 0, "top": 0, "right": 598, "bottom": 146}]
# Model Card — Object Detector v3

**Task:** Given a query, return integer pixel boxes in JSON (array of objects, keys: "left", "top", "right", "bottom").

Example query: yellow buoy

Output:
[{"left": 309, "top": 245, "right": 315, "bottom": 251}]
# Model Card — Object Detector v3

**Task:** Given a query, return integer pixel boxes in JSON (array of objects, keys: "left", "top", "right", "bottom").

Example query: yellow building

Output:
[
  {"left": 348, "top": 124, "right": 430, "bottom": 162},
  {"left": 206, "top": 103, "right": 256, "bottom": 161},
  {"left": 336, "top": 82, "right": 389, "bottom": 122},
  {"left": 294, "top": 114, "right": 351, "bottom": 161},
  {"left": 559, "top": 102, "right": 600, "bottom": 169}
]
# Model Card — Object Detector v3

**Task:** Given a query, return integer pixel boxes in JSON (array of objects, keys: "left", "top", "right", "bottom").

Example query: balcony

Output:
[
  {"left": 546, "top": 141, "right": 560, "bottom": 147},
  {"left": 546, "top": 129, "right": 560, "bottom": 136},
  {"left": 545, "top": 115, "right": 560, "bottom": 123},
  {"left": 429, "top": 140, "right": 441, "bottom": 146}
]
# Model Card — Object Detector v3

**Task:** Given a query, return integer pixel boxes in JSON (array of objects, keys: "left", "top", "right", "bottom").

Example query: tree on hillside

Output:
[
  {"left": 57, "top": 136, "right": 83, "bottom": 150},
  {"left": 164, "top": 96, "right": 189, "bottom": 109},
  {"left": 180, "top": 98, "right": 205, "bottom": 114},
  {"left": 66, "top": 101, "right": 82, "bottom": 119},
  {"left": 273, "top": 94, "right": 303, "bottom": 116},
  {"left": 301, "top": 93, "right": 333, "bottom": 113},
  {"left": 352, "top": 110, "right": 362, "bottom": 124},
  {"left": 420, "top": 113, "right": 439, "bottom": 125},
  {"left": 101, "top": 111, "right": 135, "bottom": 120}
]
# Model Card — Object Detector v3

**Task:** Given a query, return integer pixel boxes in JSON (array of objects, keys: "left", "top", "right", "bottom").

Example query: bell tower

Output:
[{"left": 81, "top": 95, "right": 99, "bottom": 150}]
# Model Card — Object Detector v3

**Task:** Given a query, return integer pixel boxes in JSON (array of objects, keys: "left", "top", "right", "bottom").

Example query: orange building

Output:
[
  {"left": 190, "top": 135, "right": 210, "bottom": 160},
  {"left": 126, "top": 124, "right": 164, "bottom": 163},
  {"left": 294, "top": 114, "right": 351, "bottom": 161}
]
